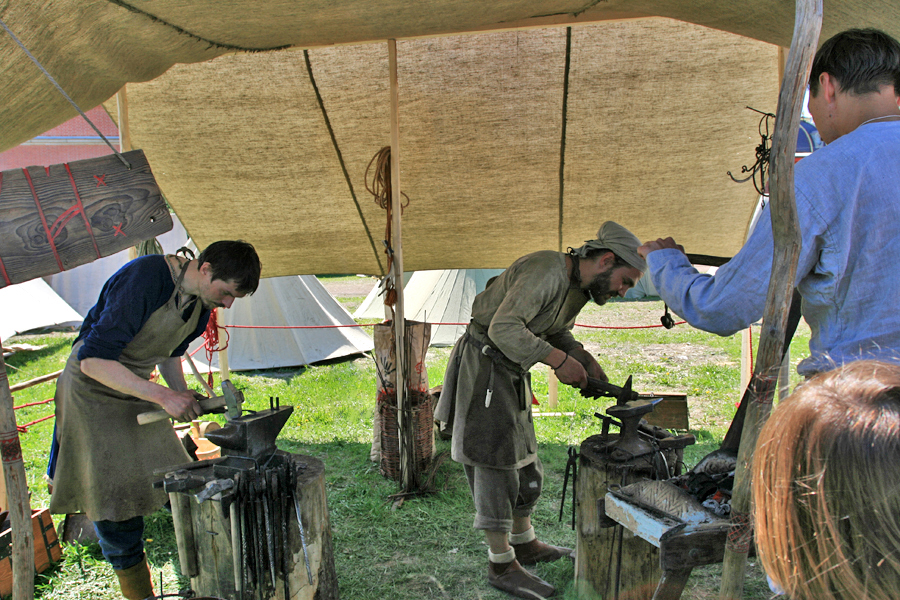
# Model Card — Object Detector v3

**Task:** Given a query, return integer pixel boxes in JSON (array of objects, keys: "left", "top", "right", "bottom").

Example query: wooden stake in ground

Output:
[
  {"left": 0, "top": 338, "right": 34, "bottom": 600},
  {"left": 718, "top": 1, "right": 821, "bottom": 597},
  {"left": 387, "top": 38, "right": 416, "bottom": 493}
]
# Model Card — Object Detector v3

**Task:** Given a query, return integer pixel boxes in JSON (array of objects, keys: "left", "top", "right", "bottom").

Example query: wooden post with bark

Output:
[
  {"left": 0, "top": 339, "right": 34, "bottom": 600},
  {"left": 718, "top": 1, "right": 822, "bottom": 597}
]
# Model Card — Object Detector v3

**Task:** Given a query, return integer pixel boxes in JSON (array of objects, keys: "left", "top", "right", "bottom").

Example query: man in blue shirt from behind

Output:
[{"left": 639, "top": 29, "right": 900, "bottom": 377}]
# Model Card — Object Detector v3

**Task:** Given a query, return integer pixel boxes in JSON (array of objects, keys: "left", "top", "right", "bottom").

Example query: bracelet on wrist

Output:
[{"left": 552, "top": 354, "right": 568, "bottom": 370}]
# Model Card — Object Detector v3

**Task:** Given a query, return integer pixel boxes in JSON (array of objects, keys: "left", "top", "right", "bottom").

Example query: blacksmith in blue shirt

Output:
[{"left": 49, "top": 240, "right": 261, "bottom": 600}]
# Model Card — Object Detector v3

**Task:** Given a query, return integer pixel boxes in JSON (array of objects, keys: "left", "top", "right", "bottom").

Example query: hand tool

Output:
[{"left": 137, "top": 379, "right": 244, "bottom": 425}]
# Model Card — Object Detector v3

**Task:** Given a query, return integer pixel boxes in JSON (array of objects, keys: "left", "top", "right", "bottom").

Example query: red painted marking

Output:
[
  {"left": 45, "top": 166, "right": 50, "bottom": 176},
  {"left": 0, "top": 431, "right": 23, "bottom": 462},
  {"left": 49, "top": 205, "right": 82, "bottom": 239},
  {"left": 23, "top": 168, "right": 64, "bottom": 272},
  {"left": 0, "top": 256, "right": 9, "bottom": 286},
  {"left": 94, "top": 174, "right": 107, "bottom": 186},
  {"left": 65, "top": 163, "right": 101, "bottom": 259},
  {"left": 113, "top": 223, "right": 126, "bottom": 237}
]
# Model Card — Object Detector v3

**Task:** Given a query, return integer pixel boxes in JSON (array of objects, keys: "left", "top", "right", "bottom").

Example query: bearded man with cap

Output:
[{"left": 434, "top": 221, "right": 645, "bottom": 599}]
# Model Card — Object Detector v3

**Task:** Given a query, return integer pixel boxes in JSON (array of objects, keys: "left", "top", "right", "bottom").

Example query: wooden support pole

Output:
[
  {"left": 718, "top": 1, "right": 821, "bottom": 597},
  {"left": 217, "top": 307, "right": 230, "bottom": 383},
  {"left": 548, "top": 368, "right": 558, "bottom": 409},
  {"left": 387, "top": 39, "right": 414, "bottom": 492},
  {"left": 8, "top": 369, "right": 62, "bottom": 393},
  {"left": 116, "top": 86, "right": 132, "bottom": 153},
  {"left": 0, "top": 339, "right": 34, "bottom": 600}
]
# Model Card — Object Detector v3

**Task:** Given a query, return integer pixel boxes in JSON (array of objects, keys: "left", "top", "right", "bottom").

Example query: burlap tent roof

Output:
[{"left": 2, "top": 1, "right": 898, "bottom": 276}]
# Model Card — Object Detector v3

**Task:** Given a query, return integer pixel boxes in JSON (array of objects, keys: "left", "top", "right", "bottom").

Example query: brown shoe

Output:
[
  {"left": 511, "top": 539, "right": 573, "bottom": 565},
  {"left": 488, "top": 559, "right": 556, "bottom": 598}
]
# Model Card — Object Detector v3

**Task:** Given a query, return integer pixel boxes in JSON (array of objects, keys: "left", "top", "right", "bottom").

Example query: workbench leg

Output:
[{"left": 651, "top": 568, "right": 692, "bottom": 600}]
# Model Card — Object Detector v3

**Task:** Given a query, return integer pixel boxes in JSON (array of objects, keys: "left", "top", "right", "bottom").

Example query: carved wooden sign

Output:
[{"left": 0, "top": 149, "right": 172, "bottom": 289}]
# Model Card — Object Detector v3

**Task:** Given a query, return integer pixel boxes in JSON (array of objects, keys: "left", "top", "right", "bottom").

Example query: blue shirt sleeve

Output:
[{"left": 75, "top": 255, "right": 211, "bottom": 361}]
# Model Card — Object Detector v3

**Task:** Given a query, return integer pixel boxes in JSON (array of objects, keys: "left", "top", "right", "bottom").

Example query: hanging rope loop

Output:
[{"left": 365, "top": 146, "right": 410, "bottom": 318}]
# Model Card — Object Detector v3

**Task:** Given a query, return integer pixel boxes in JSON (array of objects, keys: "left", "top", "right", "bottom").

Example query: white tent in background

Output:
[
  {"left": 356, "top": 269, "right": 504, "bottom": 347},
  {"left": 45, "top": 215, "right": 190, "bottom": 317},
  {"left": 187, "top": 275, "right": 374, "bottom": 372},
  {"left": 0, "top": 278, "right": 83, "bottom": 341}
]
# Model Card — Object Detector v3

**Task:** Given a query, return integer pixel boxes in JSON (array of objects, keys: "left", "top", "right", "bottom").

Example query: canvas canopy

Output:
[
  {"left": 0, "top": 278, "right": 83, "bottom": 341},
  {"left": 186, "top": 275, "right": 375, "bottom": 372},
  {"left": 2, "top": 2, "right": 897, "bottom": 278},
  {"left": 356, "top": 269, "right": 504, "bottom": 346}
]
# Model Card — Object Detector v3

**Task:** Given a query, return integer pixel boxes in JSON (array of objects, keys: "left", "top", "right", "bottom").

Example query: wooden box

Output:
[
  {"left": 0, "top": 509, "right": 63, "bottom": 596},
  {"left": 642, "top": 393, "right": 690, "bottom": 430}
]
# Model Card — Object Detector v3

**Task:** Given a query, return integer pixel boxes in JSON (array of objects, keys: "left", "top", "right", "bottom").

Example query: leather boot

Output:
[
  {"left": 511, "top": 538, "right": 573, "bottom": 565},
  {"left": 488, "top": 558, "right": 556, "bottom": 599},
  {"left": 114, "top": 555, "right": 154, "bottom": 600}
]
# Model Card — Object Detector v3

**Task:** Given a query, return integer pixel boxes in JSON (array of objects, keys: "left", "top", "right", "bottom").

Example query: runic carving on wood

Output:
[{"left": 0, "top": 150, "right": 172, "bottom": 288}]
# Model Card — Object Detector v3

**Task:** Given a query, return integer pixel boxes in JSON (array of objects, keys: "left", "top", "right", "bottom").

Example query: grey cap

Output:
[{"left": 570, "top": 221, "right": 647, "bottom": 273}]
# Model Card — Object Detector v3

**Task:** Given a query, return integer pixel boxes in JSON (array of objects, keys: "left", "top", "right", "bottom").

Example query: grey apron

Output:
[{"left": 50, "top": 257, "right": 200, "bottom": 522}]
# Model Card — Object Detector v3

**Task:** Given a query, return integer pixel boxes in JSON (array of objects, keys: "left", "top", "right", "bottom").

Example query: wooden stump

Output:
[
  {"left": 170, "top": 452, "right": 338, "bottom": 600},
  {"left": 575, "top": 434, "right": 674, "bottom": 600}
]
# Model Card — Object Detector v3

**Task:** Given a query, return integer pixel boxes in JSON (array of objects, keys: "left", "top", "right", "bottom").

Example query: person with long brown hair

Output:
[{"left": 752, "top": 360, "right": 900, "bottom": 600}]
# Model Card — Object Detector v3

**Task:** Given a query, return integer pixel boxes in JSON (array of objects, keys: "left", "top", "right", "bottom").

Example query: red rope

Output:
[
  {"left": 219, "top": 320, "right": 687, "bottom": 331},
  {"left": 17, "top": 414, "right": 54, "bottom": 433},
  {"left": 23, "top": 168, "right": 64, "bottom": 272},
  {"left": 64, "top": 163, "right": 102, "bottom": 260},
  {"left": 202, "top": 310, "right": 229, "bottom": 388},
  {"left": 13, "top": 398, "right": 53, "bottom": 410}
]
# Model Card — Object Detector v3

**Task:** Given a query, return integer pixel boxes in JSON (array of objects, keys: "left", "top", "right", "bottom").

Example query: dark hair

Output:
[
  {"left": 196, "top": 240, "right": 261, "bottom": 295},
  {"left": 810, "top": 28, "right": 900, "bottom": 96},
  {"left": 582, "top": 247, "right": 630, "bottom": 269}
]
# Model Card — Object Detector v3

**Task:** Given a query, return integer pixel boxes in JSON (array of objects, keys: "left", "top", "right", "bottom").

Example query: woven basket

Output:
[{"left": 378, "top": 390, "right": 433, "bottom": 481}]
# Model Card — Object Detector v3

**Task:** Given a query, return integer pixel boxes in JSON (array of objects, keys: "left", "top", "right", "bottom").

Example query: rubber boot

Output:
[{"left": 114, "top": 555, "right": 154, "bottom": 600}]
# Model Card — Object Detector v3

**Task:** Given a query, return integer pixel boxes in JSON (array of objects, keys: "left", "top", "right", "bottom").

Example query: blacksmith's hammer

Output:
[{"left": 137, "top": 380, "right": 244, "bottom": 425}]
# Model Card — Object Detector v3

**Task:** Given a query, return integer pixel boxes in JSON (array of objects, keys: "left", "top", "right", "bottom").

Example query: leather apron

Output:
[{"left": 49, "top": 258, "right": 199, "bottom": 522}]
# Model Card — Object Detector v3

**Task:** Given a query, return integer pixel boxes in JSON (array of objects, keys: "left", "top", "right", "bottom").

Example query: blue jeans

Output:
[{"left": 93, "top": 516, "right": 145, "bottom": 570}]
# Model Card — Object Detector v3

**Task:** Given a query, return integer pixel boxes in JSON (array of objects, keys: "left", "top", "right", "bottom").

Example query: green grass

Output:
[{"left": 2, "top": 300, "right": 811, "bottom": 599}]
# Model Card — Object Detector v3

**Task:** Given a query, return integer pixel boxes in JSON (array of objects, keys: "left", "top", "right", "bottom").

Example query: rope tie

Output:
[
  {"left": 0, "top": 16, "right": 130, "bottom": 168},
  {"left": 203, "top": 309, "right": 229, "bottom": 388}
]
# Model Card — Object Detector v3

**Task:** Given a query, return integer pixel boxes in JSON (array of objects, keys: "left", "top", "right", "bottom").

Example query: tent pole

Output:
[
  {"left": 0, "top": 337, "right": 35, "bottom": 600},
  {"left": 116, "top": 86, "right": 132, "bottom": 153},
  {"left": 388, "top": 39, "right": 413, "bottom": 492},
  {"left": 718, "top": 0, "right": 821, "bottom": 597},
  {"left": 217, "top": 307, "right": 230, "bottom": 382}
]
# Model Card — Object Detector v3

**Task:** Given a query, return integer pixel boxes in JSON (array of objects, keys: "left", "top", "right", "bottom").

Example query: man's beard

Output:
[{"left": 586, "top": 269, "right": 613, "bottom": 306}]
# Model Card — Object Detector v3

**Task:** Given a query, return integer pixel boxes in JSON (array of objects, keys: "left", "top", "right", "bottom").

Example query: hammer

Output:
[{"left": 137, "top": 380, "right": 244, "bottom": 425}]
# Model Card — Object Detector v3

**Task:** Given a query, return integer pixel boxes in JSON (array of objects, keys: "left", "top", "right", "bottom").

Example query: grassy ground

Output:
[{"left": 2, "top": 297, "right": 809, "bottom": 599}]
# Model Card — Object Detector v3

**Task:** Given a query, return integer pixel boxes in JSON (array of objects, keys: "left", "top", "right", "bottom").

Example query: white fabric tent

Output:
[
  {"left": 0, "top": 278, "right": 83, "bottom": 341},
  {"left": 188, "top": 275, "right": 374, "bottom": 372},
  {"left": 356, "top": 269, "right": 504, "bottom": 346},
  {"left": 45, "top": 215, "right": 190, "bottom": 317}
]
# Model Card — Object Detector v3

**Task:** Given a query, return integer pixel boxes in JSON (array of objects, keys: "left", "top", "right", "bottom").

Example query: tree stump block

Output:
[
  {"left": 170, "top": 452, "right": 338, "bottom": 600},
  {"left": 575, "top": 434, "right": 676, "bottom": 600}
]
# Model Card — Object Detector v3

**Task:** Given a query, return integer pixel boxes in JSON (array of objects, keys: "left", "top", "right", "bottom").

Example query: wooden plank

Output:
[
  {"left": 642, "top": 394, "right": 689, "bottom": 430},
  {"left": 659, "top": 522, "right": 730, "bottom": 571},
  {"left": 603, "top": 493, "right": 682, "bottom": 548},
  {"left": 0, "top": 149, "right": 172, "bottom": 288}
]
